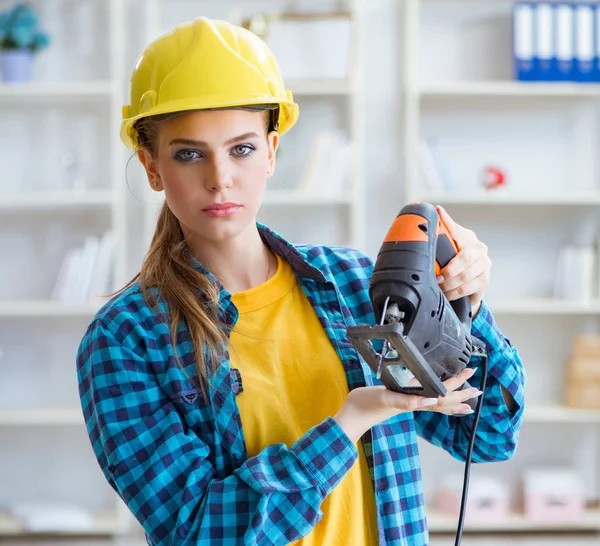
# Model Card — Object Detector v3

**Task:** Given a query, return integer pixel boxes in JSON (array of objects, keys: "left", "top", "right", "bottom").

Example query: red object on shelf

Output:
[{"left": 483, "top": 166, "right": 506, "bottom": 190}]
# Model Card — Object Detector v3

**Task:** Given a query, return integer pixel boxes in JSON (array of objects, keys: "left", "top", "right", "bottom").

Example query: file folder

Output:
[
  {"left": 575, "top": 3, "right": 595, "bottom": 82},
  {"left": 535, "top": 3, "right": 554, "bottom": 80},
  {"left": 595, "top": 3, "right": 600, "bottom": 82},
  {"left": 514, "top": 3, "right": 536, "bottom": 81},
  {"left": 554, "top": 3, "right": 575, "bottom": 81}
]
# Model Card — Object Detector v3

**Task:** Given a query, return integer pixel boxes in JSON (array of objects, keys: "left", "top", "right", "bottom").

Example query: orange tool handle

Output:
[{"left": 382, "top": 204, "right": 461, "bottom": 273}]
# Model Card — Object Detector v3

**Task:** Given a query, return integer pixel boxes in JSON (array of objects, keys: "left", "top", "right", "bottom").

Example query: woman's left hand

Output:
[{"left": 435, "top": 205, "right": 491, "bottom": 319}]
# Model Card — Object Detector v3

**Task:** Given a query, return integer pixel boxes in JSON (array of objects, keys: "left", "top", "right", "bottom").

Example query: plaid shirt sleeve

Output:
[
  {"left": 77, "top": 318, "right": 359, "bottom": 545},
  {"left": 413, "top": 300, "right": 526, "bottom": 462}
]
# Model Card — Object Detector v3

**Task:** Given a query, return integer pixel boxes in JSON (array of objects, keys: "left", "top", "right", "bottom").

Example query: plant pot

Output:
[{"left": 1, "top": 49, "right": 34, "bottom": 83}]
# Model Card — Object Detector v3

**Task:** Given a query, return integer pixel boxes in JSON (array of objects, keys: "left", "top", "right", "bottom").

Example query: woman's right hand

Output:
[{"left": 333, "top": 367, "right": 481, "bottom": 444}]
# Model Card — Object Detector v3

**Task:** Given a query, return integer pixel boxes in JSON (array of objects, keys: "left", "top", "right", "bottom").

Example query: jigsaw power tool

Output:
[
  {"left": 346, "top": 201, "right": 489, "bottom": 546},
  {"left": 347, "top": 201, "right": 486, "bottom": 404}
]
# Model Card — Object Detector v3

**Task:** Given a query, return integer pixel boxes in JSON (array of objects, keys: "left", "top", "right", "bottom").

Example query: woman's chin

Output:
[{"left": 193, "top": 217, "right": 256, "bottom": 243}]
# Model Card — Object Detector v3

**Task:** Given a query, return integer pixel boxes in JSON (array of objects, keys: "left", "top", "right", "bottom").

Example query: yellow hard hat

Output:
[{"left": 120, "top": 16, "right": 299, "bottom": 149}]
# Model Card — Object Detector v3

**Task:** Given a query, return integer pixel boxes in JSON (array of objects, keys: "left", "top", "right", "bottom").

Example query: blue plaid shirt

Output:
[{"left": 76, "top": 224, "right": 526, "bottom": 545}]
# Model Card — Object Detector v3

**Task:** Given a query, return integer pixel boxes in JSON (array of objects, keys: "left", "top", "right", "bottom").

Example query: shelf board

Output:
[
  {"left": 3, "top": 299, "right": 593, "bottom": 319},
  {"left": 428, "top": 509, "right": 600, "bottom": 533},
  {"left": 524, "top": 405, "right": 600, "bottom": 423},
  {"left": 147, "top": 191, "right": 353, "bottom": 210},
  {"left": 419, "top": 192, "right": 600, "bottom": 206},
  {"left": 0, "top": 191, "right": 113, "bottom": 212},
  {"left": 0, "top": 511, "right": 129, "bottom": 536},
  {"left": 0, "top": 408, "right": 83, "bottom": 426},
  {"left": 2, "top": 404, "right": 595, "bottom": 427},
  {"left": 487, "top": 298, "right": 600, "bottom": 315},
  {"left": 0, "top": 300, "right": 103, "bottom": 318},
  {"left": 0, "top": 81, "right": 115, "bottom": 98},
  {"left": 287, "top": 79, "right": 352, "bottom": 95},
  {"left": 419, "top": 81, "right": 600, "bottom": 98}
]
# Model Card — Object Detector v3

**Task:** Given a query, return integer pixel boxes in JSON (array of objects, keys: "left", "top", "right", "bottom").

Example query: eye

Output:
[
  {"left": 232, "top": 144, "right": 255, "bottom": 158},
  {"left": 174, "top": 149, "right": 202, "bottom": 162}
]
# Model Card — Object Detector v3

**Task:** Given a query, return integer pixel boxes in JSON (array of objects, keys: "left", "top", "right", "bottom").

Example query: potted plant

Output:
[{"left": 0, "top": 2, "right": 49, "bottom": 83}]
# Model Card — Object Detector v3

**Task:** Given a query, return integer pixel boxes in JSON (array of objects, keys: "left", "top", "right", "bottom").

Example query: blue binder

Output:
[
  {"left": 554, "top": 3, "right": 575, "bottom": 81},
  {"left": 534, "top": 3, "right": 554, "bottom": 80},
  {"left": 595, "top": 3, "right": 600, "bottom": 82},
  {"left": 514, "top": 2, "right": 536, "bottom": 81},
  {"left": 574, "top": 3, "right": 595, "bottom": 82}
]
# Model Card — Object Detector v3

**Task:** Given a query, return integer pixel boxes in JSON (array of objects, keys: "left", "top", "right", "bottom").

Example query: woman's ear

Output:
[
  {"left": 137, "top": 148, "right": 163, "bottom": 191},
  {"left": 266, "top": 131, "right": 279, "bottom": 178}
]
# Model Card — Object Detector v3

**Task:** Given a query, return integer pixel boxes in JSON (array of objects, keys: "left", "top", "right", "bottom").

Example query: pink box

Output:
[
  {"left": 522, "top": 469, "right": 585, "bottom": 522},
  {"left": 433, "top": 475, "right": 510, "bottom": 522}
]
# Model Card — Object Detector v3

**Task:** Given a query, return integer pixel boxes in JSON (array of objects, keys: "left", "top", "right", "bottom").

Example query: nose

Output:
[{"left": 204, "top": 154, "right": 233, "bottom": 192}]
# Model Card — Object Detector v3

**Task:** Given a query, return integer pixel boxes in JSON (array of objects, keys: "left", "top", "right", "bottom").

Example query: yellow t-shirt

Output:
[{"left": 229, "top": 252, "right": 378, "bottom": 545}]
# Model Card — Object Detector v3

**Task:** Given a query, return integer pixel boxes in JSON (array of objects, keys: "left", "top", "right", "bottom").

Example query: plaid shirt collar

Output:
[{"left": 184, "top": 222, "right": 333, "bottom": 329}]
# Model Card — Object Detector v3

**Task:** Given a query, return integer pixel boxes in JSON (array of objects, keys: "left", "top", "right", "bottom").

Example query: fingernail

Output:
[
  {"left": 460, "top": 408, "right": 475, "bottom": 415},
  {"left": 472, "top": 390, "right": 483, "bottom": 398},
  {"left": 436, "top": 275, "right": 444, "bottom": 283},
  {"left": 421, "top": 398, "right": 438, "bottom": 407},
  {"left": 467, "top": 367, "right": 477, "bottom": 376}
]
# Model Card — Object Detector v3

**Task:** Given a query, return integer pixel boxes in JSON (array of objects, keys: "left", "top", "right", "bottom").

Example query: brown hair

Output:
[{"left": 115, "top": 108, "right": 272, "bottom": 392}]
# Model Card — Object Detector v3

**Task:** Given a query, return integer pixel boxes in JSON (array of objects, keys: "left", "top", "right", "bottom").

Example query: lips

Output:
[
  {"left": 202, "top": 202, "right": 242, "bottom": 218},
  {"left": 203, "top": 202, "right": 241, "bottom": 211}
]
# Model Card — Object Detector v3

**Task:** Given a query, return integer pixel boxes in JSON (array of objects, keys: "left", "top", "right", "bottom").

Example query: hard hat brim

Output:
[{"left": 121, "top": 95, "right": 298, "bottom": 150}]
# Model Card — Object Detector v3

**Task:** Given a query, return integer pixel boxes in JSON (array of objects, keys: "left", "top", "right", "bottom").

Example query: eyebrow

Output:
[{"left": 168, "top": 132, "right": 260, "bottom": 147}]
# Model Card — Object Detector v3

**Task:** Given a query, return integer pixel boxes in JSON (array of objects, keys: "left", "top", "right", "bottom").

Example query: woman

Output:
[{"left": 77, "top": 16, "right": 525, "bottom": 546}]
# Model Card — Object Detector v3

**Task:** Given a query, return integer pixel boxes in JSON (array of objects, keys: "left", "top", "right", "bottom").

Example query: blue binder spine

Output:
[
  {"left": 575, "top": 3, "right": 595, "bottom": 82},
  {"left": 535, "top": 2, "right": 554, "bottom": 81},
  {"left": 554, "top": 3, "right": 575, "bottom": 81},
  {"left": 595, "top": 3, "right": 600, "bottom": 82},
  {"left": 514, "top": 2, "right": 536, "bottom": 81}
]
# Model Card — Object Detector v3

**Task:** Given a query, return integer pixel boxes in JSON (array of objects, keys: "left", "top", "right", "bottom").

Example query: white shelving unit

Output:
[
  {"left": 0, "top": 0, "right": 132, "bottom": 537},
  {"left": 420, "top": 80, "right": 600, "bottom": 97},
  {"left": 5, "top": 0, "right": 599, "bottom": 541},
  {"left": 421, "top": 191, "right": 600, "bottom": 206},
  {"left": 0, "top": 300, "right": 101, "bottom": 318},
  {"left": 1, "top": 403, "right": 596, "bottom": 428},
  {"left": 0, "top": 81, "right": 115, "bottom": 97},
  {"left": 0, "top": 190, "right": 113, "bottom": 212},
  {"left": 487, "top": 298, "right": 600, "bottom": 316},
  {"left": 401, "top": 0, "right": 600, "bottom": 536},
  {"left": 524, "top": 405, "right": 600, "bottom": 424},
  {"left": 428, "top": 509, "right": 600, "bottom": 533},
  {"left": 0, "top": 408, "right": 84, "bottom": 426},
  {"left": 140, "top": 0, "right": 366, "bottom": 253},
  {"left": 0, "top": 512, "right": 131, "bottom": 537}
]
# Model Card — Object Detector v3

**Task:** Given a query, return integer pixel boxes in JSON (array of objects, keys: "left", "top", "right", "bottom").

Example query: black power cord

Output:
[{"left": 454, "top": 338, "right": 488, "bottom": 546}]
